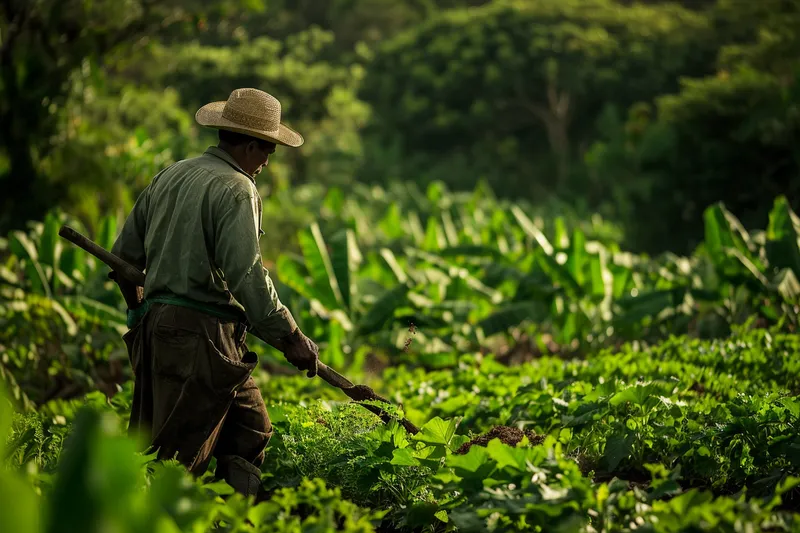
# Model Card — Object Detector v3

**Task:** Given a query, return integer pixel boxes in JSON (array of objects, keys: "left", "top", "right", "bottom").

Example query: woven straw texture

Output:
[{"left": 195, "top": 88, "right": 303, "bottom": 147}]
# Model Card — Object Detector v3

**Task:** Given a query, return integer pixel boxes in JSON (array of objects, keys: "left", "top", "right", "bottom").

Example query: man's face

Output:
[{"left": 244, "top": 140, "right": 277, "bottom": 177}]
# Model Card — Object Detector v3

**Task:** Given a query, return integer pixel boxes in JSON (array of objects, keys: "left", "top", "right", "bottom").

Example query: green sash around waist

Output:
[{"left": 126, "top": 292, "right": 245, "bottom": 328}]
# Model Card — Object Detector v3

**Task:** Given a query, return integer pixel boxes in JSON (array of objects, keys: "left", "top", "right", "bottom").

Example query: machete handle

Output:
[
  {"left": 265, "top": 337, "right": 356, "bottom": 388},
  {"left": 59, "top": 225, "right": 146, "bottom": 286}
]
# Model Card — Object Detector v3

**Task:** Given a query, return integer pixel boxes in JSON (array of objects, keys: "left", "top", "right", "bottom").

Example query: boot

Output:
[{"left": 215, "top": 455, "right": 263, "bottom": 498}]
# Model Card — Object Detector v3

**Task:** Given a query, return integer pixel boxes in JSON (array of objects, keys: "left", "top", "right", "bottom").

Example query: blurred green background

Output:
[
  {"left": 2, "top": 0, "right": 797, "bottom": 256},
  {"left": 2, "top": 3, "right": 800, "bottom": 531}
]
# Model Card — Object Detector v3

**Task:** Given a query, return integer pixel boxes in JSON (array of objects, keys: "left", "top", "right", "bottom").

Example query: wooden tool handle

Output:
[
  {"left": 58, "top": 225, "right": 146, "bottom": 286},
  {"left": 266, "top": 337, "right": 355, "bottom": 389}
]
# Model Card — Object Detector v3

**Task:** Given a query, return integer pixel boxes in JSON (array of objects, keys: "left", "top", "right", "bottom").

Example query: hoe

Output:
[{"left": 58, "top": 225, "right": 421, "bottom": 435}]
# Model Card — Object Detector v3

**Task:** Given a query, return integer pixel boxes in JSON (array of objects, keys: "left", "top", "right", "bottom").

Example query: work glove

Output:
[
  {"left": 281, "top": 329, "right": 319, "bottom": 378},
  {"left": 108, "top": 271, "right": 144, "bottom": 309}
]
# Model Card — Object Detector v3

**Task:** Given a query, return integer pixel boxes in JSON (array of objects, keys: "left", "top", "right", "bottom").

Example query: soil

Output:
[{"left": 454, "top": 425, "right": 545, "bottom": 455}]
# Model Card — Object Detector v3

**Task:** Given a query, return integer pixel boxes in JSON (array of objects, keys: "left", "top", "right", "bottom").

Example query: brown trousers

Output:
[{"left": 122, "top": 303, "right": 272, "bottom": 485}]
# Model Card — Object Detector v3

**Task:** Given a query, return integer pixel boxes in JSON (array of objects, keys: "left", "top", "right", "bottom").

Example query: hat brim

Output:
[{"left": 195, "top": 101, "right": 304, "bottom": 148}]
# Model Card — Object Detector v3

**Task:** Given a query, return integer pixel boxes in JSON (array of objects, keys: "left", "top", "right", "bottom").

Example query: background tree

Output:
[
  {"left": 0, "top": 0, "right": 262, "bottom": 233},
  {"left": 588, "top": 0, "right": 800, "bottom": 254},
  {"left": 357, "top": 0, "right": 717, "bottom": 201}
]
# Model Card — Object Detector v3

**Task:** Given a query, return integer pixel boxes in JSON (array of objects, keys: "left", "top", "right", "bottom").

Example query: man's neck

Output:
[{"left": 216, "top": 143, "right": 252, "bottom": 177}]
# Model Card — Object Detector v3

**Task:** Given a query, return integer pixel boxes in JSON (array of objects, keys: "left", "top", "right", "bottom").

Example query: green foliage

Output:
[
  {"left": 118, "top": 27, "right": 370, "bottom": 191},
  {"left": 0, "top": 0, "right": 263, "bottom": 233},
  {"left": 588, "top": 0, "right": 800, "bottom": 254},
  {"left": 359, "top": 0, "right": 715, "bottom": 196},
  {"left": 0, "top": 211, "right": 128, "bottom": 407},
  {"left": 263, "top": 188, "right": 799, "bottom": 374}
]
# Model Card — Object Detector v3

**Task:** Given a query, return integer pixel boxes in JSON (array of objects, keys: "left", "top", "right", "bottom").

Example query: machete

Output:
[{"left": 58, "top": 224, "right": 420, "bottom": 435}]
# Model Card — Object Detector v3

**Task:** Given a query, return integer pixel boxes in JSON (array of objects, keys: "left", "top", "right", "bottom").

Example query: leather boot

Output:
[{"left": 216, "top": 455, "right": 263, "bottom": 498}]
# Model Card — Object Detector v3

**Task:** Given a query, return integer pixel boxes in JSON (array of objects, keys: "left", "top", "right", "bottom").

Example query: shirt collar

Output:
[{"left": 204, "top": 146, "right": 255, "bottom": 183}]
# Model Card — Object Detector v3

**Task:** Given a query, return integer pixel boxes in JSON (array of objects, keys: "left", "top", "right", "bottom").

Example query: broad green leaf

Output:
[
  {"left": 325, "top": 319, "right": 346, "bottom": 368},
  {"left": 703, "top": 202, "right": 761, "bottom": 274},
  {"left": 766, "top": 195, "right": 800, "bottom": 277},
  {"left": 97, "top": 214, "right": 118, "bottom": 252},
  {"left": 567, "top": 228, "right": 586, "bottom": 287},
  {"left": 276, "top": 255, "right": 314, "bottom": 300},
  {"left": 477, "top": 301, "right": 549, "bottom": 336},
  {"left": 609, "top": 383, "right": 661, "bottom": 408},
  {"left": 485, "top": 438, "right": 524, "bottom": 471},
  {"left": 441, "top": 210, "right": 459, "bottom": 246},
  {"left": 380, "top": 248, "right": 408, "bottom": 284},
  {"left": 615, "top": 288, "right": 687, "bottom": 324},
  {"left": 603, "top": 433, "right": 633, "bottom": 472},
  {"left": 446, "top": 445, "right": 493, "bottom": 476},
  {"left": 329, "top": 229, "right": 358, "bottom": 312},
  {"left": 423, "top": 216, "right": 447, "bottom": 251},
  {"left": 298, "top": 223, "right": 343, "bottom": 310},
  {"left": 413, "top": 416, "right": 459, "bottom": 447},
  {"left": 553, "top": 216, "right": 569, "bottom": 249},
  {"left": 322, "top": 186, "right": 345, "bottom": 214},
  {"left": 356, "top": 283, "right": 410, "bottom": 335},
  {"left": 40, "top": 211, "right": 62, "bottom": 271},
  {"left": 536, "top": 252, "right": 583, "bottom": 298},
  {"left": 0, "top": 471, "right": 40, "bottom": 533},
  {"left": 390, "top": 448, "right": 420, "bottom": 466},
  {"left": 771, "top": 268, "right": 800, "bottom": 302},
  {"left": 9, "top": 231, "right": 51, "bottom": 298},
  {"left": 665, "top": 489, "right": 714, "bottom": 517},
  {"left": 426, "top": 181, "right": 446, "bottom": 205},
  {"left": 589, "top": 251, "right": 608, "bottom": 299},
  {"left": 378, "top": 203, "right": 405, "bottom": 240},
  {"left": 511, "top": 205, "right": 553, "bottom": 255}
]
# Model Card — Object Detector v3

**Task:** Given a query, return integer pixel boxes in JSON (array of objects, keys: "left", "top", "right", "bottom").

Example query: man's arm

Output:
[
  {"left": 111, "top": 185, "right": 149, "bottom": 272},
  {"left": 213, "top": 190, "right": 298, "bottom": 345},
  {"left": 110, "top": 185, "right": 150, "bottom": 308}
]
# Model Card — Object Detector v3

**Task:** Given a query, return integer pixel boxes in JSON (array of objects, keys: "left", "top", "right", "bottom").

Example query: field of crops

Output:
[{"left": 1, "top": 183, "right": 800, "bottom": 532}]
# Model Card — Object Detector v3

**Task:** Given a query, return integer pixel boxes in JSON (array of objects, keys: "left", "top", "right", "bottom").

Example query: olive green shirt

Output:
[{"left": 111, "top": 146, "right": 297, "bottom": 344}]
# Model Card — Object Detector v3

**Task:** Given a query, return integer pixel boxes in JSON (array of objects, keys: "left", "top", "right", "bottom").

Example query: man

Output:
[{"left": 110, "top": 88, "right": 320, "bottom": 499}]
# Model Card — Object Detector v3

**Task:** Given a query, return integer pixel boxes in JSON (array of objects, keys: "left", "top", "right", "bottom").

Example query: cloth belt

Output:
[{"left": 127, "top": 292, "right": 247, "bottom": 329}]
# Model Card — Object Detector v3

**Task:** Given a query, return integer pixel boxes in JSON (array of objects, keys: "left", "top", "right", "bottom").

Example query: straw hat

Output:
[{"left": 195, "top": 88, "right": 304, "bottom": 147}]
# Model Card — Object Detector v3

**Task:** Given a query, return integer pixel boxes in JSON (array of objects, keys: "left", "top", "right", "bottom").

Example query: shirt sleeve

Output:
[
  {"left": 111, "top": 184, "right": 150, "bottom": 272},
  {"left": 213, "top": 189, "right": 298, "bottom": 345}
]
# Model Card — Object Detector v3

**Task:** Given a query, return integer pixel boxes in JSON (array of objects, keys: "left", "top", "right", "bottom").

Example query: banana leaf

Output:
[
  {"left": 766, "top": 196, "right": 800, "bottom": 278},
  {"left": 8, "top": 231, "right": 50, "bottom": 298},
  {"left": 298, "top": 223, "right": 344, "bottom": 311}
]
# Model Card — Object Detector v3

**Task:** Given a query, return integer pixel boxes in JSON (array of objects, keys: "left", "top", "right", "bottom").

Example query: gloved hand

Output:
[
  {"left": 108, "top": 271, "right": 144, "bottom": 310},
  {"left": 281, "top": 329, "right": 319, "bottom": 378}
]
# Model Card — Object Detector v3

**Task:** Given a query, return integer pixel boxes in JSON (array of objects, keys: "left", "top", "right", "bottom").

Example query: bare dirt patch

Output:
[{"left": 455, "top": 425, "right": 545, "bottom": 455}]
